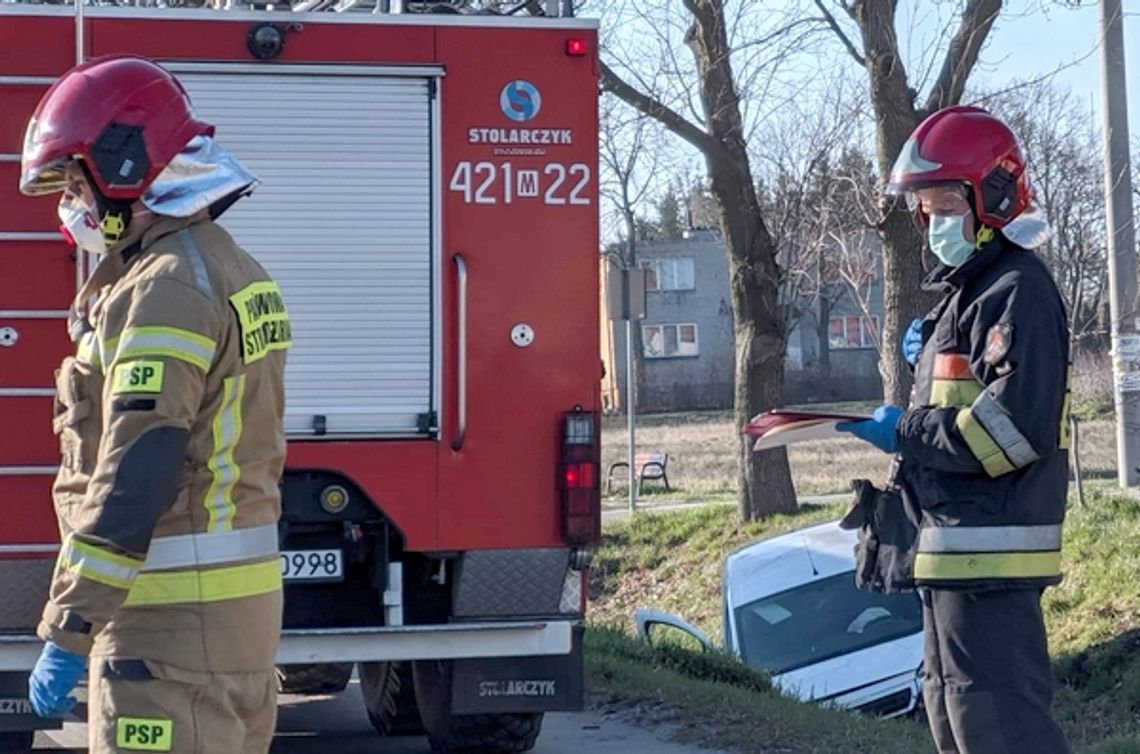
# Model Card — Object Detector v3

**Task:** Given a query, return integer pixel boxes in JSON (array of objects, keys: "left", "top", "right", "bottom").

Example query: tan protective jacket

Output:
[{"left": 40, "top": 214, "right": 291, "bottom": 674}]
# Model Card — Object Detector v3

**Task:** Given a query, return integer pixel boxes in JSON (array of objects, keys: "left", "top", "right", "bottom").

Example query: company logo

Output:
[{"left": 500, "top": 80, "right": 542, "bottom": 123}]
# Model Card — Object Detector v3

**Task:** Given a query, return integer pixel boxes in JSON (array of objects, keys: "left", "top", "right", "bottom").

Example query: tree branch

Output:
[
  {"left": 600, "top": 60, "right": 720, "bottom": 158},
  {"left": 813, "top": 0, "right": 865, "bottom": 66},
  {"left": 923, "top": 0, "right": 1003, "bottom": 114}
]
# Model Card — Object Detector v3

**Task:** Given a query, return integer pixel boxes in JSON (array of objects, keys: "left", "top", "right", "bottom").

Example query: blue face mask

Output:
[{"left": 928, "top": 214, "right": 976, "bottom": 267}]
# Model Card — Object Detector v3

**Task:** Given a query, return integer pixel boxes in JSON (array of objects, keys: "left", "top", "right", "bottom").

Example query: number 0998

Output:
[{"left": 280, "top": 549, "right": 343, "bottom": 581}]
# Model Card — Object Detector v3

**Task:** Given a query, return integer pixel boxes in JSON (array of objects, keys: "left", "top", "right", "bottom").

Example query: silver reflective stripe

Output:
[
  {"left": 112, "top": 327, "right": 217, "bottom": 371},
  {"left": 59, "top": 536, "right": 141, "bottom": 589},
  {"left": 918, "top": 524, "right": 1063, "bottom": 553},
  {"left": 177, "top": 229, "right": 214, "bottom": 297},
  {"left": 894, "top": 135, "right": 942, "bottom": 176},
  {"left": 142, "top": 523, "right": 279, "bottom": 572},
  {"left": 972, "top": 392, "right": 1040, "bottom": 468}
]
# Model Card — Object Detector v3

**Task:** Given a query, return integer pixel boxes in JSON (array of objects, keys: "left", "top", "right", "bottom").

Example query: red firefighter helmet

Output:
[
  {"left": 19, "top": 55, "right": 213, "bottom": 200},
  {"left": 885, "top": 105, "right": 1031, "bottom": 229}
]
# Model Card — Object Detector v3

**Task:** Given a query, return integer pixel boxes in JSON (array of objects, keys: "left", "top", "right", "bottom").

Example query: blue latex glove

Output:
[
  {"left": 28, "top": 641, "right": 85, "bottom": 718},
  {"left": 836, "top": 405, "right": 903, "bottom": 453},
  {"left": 902, "top": 318, "right": 923, "bottom": 366}
]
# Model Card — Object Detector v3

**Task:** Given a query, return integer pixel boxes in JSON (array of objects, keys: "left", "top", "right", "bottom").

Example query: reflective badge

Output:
[
  {"left": 229, "top": 281, "right": 292, "bottom": 365},
  {"left": 111, "top": 360, "right": 165, "bottom": 394},
  {"left": 116, "top": 717, "right": 173, "bottom": 752},
  {"left": 984, "top": 323, "right": 1013, "bottom": 365}
]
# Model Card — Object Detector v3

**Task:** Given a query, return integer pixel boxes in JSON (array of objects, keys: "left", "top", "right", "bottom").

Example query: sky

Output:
[
  {"left": 931, "top": 1, "right": 1140, "bottom": 130},
  {"left": 596, "top": 1, "right": 1140, "bottom": 241}
]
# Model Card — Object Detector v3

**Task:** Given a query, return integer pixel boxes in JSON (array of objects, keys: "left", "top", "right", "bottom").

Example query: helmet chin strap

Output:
[{"left": 79, "top": 159, "right": 133, "bottom": 250}]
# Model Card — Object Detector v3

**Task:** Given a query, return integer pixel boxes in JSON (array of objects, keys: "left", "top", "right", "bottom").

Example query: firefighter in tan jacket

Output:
[{"left": 19, "top": 55, "right": 290, "bottom": 753}]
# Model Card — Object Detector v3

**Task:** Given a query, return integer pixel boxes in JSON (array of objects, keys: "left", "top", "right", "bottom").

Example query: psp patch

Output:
[
  {"left": 983, "top": 323, "right": 1013, "bottom": 365},
  {"left": 116, "top": 717, "right": 172, "bottom": 752},
  {"left": 111, "top": 360, "right": 165, "bottom": 395}
]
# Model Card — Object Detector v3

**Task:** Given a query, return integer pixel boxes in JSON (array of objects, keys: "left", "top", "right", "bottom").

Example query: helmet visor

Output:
[
  {"left": 885, "top": 135, "right": 945, "bottom": 195},
  {"left": 19, "top": 157, "right": 70, "bottom": 196}
]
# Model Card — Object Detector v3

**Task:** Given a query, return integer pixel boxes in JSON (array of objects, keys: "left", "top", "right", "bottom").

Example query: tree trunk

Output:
[
  {"left": 599, "top": 0, "right": 798, "bottom": 519},
  {"left": 852, "top": 0, "right": 1001, "bottom": 405},
  {"left": 690, "top": 0, "right": 796, "bottom": 520},
  {"left": 707, "top": 150, "right": 795, "bottom": 519},
  {"left": 856, "top": 3, "right": 928, "bottom": 406},
  {"left": 731, "top": 252, "right": 795, "bottom": 519}
]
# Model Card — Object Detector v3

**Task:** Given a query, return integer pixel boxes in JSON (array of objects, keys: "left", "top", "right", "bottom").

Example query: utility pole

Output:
[
  {"left": 625, "top": 312, "right": 637, "bottom": 514},
  {"left": 1100, "top": 0, "right": 1140, "bottom": 486}
]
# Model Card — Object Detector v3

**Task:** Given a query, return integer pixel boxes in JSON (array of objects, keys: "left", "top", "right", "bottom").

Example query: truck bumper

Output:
[{"left": 0, "top": 620, "right": 576, "bottom": 671}]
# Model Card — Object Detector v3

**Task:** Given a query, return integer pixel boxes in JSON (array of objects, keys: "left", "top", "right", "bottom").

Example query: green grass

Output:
[
  {"left": 586, "top": 626, "right": 933, "bottom": 754},
  {"left": 587, "top": 490, "right": 1140, "bottom": 753}
]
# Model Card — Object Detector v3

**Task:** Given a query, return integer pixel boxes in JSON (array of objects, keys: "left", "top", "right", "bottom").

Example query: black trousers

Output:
[{"left": 923, "top": 588, "right": 1071, "bottom": 754}]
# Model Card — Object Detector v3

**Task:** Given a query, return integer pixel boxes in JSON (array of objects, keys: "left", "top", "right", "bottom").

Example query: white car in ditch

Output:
[{"left": 635, "top": 519, "right": 924, "bottom": 717}]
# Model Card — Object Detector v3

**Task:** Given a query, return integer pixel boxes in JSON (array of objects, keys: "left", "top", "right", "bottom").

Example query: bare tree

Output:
[
  {"left": 982, "top": 82, "right": 1108, "bottom": 349},
  {"left": 814, "top": 0, "right": 1004, "bottom": 405},
  {"left": 600, "top": 0, "right": 800, "bottom": 519}
]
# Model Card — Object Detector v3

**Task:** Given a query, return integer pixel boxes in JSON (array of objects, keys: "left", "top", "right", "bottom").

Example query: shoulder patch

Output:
[
  {"left": 112, "top": 360, "right": 165, "bottom": 395},
  {"left": 229, "top": 281, "right": 292, "bottom": 365},
  {"left": 983, "top": 323, "right": 1013, "bottom": 366}
]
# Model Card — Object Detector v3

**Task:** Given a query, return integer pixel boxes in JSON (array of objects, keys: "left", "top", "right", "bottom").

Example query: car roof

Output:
[{"left": 724, "top": 519, "right": 857, "bottom": 608}]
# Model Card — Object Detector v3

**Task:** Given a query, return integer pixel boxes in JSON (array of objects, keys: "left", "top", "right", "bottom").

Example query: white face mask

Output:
[
  {"left": 928, "top": 213, "right": 975, "bottom": 267},
  {"left": 58, "top": 197, "right": 107, "bottom": 255}
]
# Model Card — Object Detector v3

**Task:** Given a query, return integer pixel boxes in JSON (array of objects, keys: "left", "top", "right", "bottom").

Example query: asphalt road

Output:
[{"left": 32, "top": 680, "right": 722, "bottom": 754}]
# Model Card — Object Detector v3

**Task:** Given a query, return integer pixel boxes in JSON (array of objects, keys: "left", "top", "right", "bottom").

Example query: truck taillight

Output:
[{"left": 561, "top": 407, "right": 600, "bottom": 545}]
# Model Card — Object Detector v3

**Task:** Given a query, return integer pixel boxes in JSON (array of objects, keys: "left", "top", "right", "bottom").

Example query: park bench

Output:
[{"left": 607, "top": 452, "right": 671, "bottom": 494}]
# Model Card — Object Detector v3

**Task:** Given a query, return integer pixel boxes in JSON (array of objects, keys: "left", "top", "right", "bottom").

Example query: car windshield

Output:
[{"left": 733, "top": 571, "right": 922, "bottom": 675}]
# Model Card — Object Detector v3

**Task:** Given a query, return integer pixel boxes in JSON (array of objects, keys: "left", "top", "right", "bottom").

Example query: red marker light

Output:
[{"left": 566, "top": 38, "right": 587, "bottom": 57}]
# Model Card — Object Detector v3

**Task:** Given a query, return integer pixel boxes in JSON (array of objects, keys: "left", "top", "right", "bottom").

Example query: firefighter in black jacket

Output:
[{"left": 838, "top": 106, "right": 1072, "bottom": 754}]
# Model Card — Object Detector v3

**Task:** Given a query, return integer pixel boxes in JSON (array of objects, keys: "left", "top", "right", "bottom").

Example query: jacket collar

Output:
[{"left": 68, "top": 213, "right": 208, "bottom": 339}]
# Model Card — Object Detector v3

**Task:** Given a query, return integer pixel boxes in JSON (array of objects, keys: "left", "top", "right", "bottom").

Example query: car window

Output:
[{"left": 733, "top": 571, "right": 922, "bottom": 675}]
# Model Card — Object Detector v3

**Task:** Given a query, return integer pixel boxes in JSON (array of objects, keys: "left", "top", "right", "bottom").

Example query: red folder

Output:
[{"left": 744, "top": 409, "right": 871, "bottom": 451}]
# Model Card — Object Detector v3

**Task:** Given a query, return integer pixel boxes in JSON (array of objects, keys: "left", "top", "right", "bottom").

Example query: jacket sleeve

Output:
[
  {"left": 897, "top": 266, "right": 1068, "bottom": 478},
  {"left": 39, "top": 277, "right": 221, "bottom": 655}
]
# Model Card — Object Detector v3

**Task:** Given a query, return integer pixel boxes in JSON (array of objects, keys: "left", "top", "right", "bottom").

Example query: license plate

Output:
[{"left": 281, "top": 549, "right": 343, "bottom": 582}]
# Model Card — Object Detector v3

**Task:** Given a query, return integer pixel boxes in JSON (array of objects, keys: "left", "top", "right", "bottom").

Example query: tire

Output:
[
  {"left": 412, "top": 660, "right": 543, "bottom": 754},
  {"left": 0, "top": 731, "right": 33, "bottom": 754},
  {"left": 359, "top": 661, "right": 424, "bottom": 736},
  {"left": 275, "top": 663, "right": 354, "bottom": 695}
]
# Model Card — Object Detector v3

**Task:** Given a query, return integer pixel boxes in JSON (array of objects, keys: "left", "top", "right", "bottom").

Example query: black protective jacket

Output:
[{"left": 897, "top": 233, "right": 1070, "bottom": 590}]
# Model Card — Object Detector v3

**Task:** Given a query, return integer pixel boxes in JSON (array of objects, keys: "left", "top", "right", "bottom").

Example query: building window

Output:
[
  {"left": 828, "top": 316, "right": 879, "bottom": 349},
  {"left": 643, "top": 323, "right": 699, "bottom": 358},
  {"left": 640, "top": 257, "right": 695, "bottom": 291}
]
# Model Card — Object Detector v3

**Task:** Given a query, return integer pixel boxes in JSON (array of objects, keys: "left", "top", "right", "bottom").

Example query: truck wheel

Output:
[
  {"left": 0, "top": 731, "right": 33, "bottom": 754},
  {"left": 275, "top": 663, "right": 354, "bottom": 695},
  {"left": 412, "top": 660, "right": 543, "bottom": 754},
  {"left": 358, "top": 661, "right": 424, "bottom": 736}
]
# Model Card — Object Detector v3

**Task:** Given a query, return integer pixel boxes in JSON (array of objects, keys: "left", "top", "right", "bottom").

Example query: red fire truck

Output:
[{"left": 0, "top": 1, "right": 600, "bottom": 751}]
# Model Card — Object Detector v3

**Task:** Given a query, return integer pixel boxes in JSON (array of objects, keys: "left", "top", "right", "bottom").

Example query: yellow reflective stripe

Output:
[
  {"left": 1059, "top": 365, "right": 1073, "bottom": 450},
  {"left": 955, "top": 408, "right": 1016, "bottom": 476},
  {"left": 58, "top": 536, "right": 143, "bottom": 590},
  {"left": 914, "top": 550, "right": 1061, "bottom": 580},
  {"left": 930, "top": 378, "right": 983, "bottom": 407},
  {"left": 205, "top": 375, "right": 245, "bottom": 532},
  {"left": 123, "top": 559, "right": 282, "bottom": 607},
  {"left": 111, "top": 327, "right": 216, "bottom": 372}
]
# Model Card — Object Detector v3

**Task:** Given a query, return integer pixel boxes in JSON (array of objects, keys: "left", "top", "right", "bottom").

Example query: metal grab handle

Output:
[{"left": 452, "top": 254, "right": 467, "bottom": 451}]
